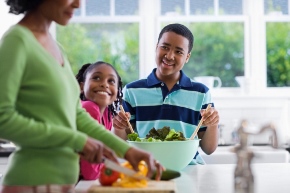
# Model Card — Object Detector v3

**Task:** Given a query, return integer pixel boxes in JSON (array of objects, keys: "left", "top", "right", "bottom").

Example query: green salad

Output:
[{"left": 127, "top": 126, "right": 186, "bottom": 142}]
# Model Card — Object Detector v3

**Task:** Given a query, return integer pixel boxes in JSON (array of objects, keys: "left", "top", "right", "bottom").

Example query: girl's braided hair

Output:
[
  {"left": 76, "top": 61, "right": 123, "bottom": 118},
  {"left": 6, "top": 0, "right": 43, "bottom": 15}
]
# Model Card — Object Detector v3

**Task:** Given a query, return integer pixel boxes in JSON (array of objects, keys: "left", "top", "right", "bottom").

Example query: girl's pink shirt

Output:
[{"left": 80, "top": 100, "right": 112, "bottom": 180}]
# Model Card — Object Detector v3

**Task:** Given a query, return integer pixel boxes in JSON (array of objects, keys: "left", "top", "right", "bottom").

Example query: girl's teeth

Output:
[{"left": 98, "top": 91, "right": 107, "bottom": 95}]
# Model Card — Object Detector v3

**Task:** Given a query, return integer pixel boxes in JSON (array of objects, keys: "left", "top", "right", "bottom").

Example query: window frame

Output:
[
  {"left": 52, "top": 0, "right": 290, "bottom": 97},
  {"left": 254, "top": 0, "right": 290, "bottom": 97}
]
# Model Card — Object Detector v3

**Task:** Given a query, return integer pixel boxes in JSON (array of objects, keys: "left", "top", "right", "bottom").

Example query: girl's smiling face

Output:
[{"left": 81, "top": 64, "right": 118, "bottom": 110}]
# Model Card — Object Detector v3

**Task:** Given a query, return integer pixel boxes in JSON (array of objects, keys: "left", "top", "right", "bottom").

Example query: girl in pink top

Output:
[{"left": 76, "top": 61, "right": 123, "bottom": 180}]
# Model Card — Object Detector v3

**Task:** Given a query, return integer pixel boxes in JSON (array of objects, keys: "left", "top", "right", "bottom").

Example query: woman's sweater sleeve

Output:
[
  {"left": 76, "top": 101, "right": 131, "bottom": 158},
  {"left": 0, "top": 31, "right": 87, "bottom": 152}
]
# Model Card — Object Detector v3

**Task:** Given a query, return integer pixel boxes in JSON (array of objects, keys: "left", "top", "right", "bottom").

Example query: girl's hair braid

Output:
[
  {"left": 75, "top": 63, "right": 91, "bottom": 100},
  {"left": 75, "top": 61, "right": 123, "bottom": 120}
]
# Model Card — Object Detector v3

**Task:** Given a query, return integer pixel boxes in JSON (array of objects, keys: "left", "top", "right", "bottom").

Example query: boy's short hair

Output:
[{"left": 157, "top": 23, "right": 194, "bottom": 53}]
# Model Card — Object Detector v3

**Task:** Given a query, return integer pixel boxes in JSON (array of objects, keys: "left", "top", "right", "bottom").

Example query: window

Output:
[
  {"left": 56, "top": 0, "right": 140, "bottom": 85},
  {"left": 160, "top": 0, "right": 246, "bottom": 87},
  {"left": 264, "top": 0, "right": 290, "bottom": 87},
  {"left": 54, "top": 0, "right": 290, "bottom": 93},
  {"left": 2, "top": 0, "right": 287, "bottom": 94}
]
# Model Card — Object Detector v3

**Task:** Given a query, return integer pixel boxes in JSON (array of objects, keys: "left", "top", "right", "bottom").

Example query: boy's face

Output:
[{"left": 155, "top": 31, "right": 191, "bottom": 80}]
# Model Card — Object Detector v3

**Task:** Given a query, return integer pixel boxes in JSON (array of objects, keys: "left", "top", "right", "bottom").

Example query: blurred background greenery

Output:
[
  {"left": 57, "top": 22, "right": 290, "bottom": 87},
  {"left": 57, "top": 23, "right": 139, "bottom": 85},
  {"left": 266, "top": 22, "right": 290, "bottom": 87}
]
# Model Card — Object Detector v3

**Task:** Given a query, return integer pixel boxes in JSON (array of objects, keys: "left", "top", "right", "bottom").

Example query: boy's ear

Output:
[{"left": 185, "top": 53, "right": 191, "bottom": 63}]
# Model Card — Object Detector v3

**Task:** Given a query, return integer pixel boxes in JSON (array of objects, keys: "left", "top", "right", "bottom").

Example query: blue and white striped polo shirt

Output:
[{"left": 122, "top": 68, "right": 214, "bottom": 164}]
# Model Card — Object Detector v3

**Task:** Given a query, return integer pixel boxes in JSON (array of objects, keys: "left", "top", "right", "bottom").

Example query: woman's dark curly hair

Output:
[
  {"left": 76, "top": 61, "right": 123, "bottom": 119},
  {"left": 5, "top": 0, "right": 44, "bottom": 15}
]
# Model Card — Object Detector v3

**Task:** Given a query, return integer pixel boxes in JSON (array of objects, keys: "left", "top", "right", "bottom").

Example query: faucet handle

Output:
[{"left": 218, "top": 124, "right": 226, "bottom": 145}]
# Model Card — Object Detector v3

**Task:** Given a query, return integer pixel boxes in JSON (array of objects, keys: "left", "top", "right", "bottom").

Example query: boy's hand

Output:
[{"left": 201, "top": 107, "right": 219, "bottom": 127}]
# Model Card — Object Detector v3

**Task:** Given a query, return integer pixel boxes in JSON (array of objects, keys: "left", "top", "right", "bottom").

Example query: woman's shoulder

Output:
[
  {"left": 2, "top": 25, "right": 31, "bottom": 39},
  {"left": 1, "top": 25, "right": 35, "bottom": 49}
]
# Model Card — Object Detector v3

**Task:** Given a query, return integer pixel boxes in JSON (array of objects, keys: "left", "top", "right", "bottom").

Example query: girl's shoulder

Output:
[
  {"left": 81, "top": 101, "right": 100, "bottom": 113},
  {"left": 81, "top": 100, "right": 98, "bottom": 107}
]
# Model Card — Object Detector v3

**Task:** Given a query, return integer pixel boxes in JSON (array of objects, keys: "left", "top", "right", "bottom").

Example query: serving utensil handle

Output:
[
  {"left": 190, "top": 104, "right": 212, "bottom": 140},
  {"left": 119, "top": 105, "right": 135, "bottom": 133}
]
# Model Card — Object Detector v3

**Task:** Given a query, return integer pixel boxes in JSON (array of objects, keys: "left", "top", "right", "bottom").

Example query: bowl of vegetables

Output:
[{"left": 127, "top": 127, "right": 200, "bottom": 171}]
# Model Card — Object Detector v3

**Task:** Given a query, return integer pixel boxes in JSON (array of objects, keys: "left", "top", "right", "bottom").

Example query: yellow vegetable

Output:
[{"left": 112, "top": 161, "right": 148, "bottom": 188}]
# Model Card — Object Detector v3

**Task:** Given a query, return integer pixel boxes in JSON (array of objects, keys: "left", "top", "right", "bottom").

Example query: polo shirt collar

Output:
[{"left": 147, "top": 68, "right": 192, "bottom": 87}]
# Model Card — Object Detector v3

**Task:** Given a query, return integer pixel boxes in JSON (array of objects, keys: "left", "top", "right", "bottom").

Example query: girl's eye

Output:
[
  {"left": 92, "top": 76, "right": 100, "bottom": 80},
  {"left": 109, "top": 79, "right": 116, "bottom": 84}
]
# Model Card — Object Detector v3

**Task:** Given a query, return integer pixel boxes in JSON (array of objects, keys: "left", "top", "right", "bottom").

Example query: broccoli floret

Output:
[
  {"left": 165, "top": 129, "right": 186, "bottom": 141},
  {"left": 147, "top": 137, "right": 154, "bottom": 142},
  {"left": 145, "top": 137, "right": 162, "bottom": 142},
  {"left": 165, "top": 129, "right": 177, "bottom": 141},
  {"left": 136, "top": 137, "right": 141, "bottom": 142},
  {"left": 127, "top": 133, "right": 139, "bottom": 141}
]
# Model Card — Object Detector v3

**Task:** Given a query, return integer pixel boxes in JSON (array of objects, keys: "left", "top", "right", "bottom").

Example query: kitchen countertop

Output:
[
  {"left": 75, "top": 163, "right": 290, "bottom": 193},
  {"left": 199, "top": 146, "right": 290, "bottom": 164},
  {"left": 0, "top": 157, "right": 8, "bottom": 172}
]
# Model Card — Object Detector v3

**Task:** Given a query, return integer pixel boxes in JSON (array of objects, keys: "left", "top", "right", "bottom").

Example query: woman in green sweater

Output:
[{"left": 0, "top": 0, "right": 162, "bottom": 192}]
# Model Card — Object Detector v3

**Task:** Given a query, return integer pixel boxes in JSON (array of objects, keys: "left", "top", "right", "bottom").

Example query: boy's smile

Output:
[{"left": 162, "top": 56, "right": 175, "bottom": 68}]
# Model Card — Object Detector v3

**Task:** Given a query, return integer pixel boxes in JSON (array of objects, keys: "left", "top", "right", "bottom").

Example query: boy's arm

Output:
[{"left": 198, "top": 107, "right": 219, "bottom": 154}]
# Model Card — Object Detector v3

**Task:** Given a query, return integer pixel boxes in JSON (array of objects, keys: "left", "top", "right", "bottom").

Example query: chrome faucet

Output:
[{"left": 233, "top": 120, "right": 278, "bottom": 193}]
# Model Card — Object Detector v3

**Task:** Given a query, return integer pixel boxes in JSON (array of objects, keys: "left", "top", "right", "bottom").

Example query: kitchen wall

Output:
[
  {"left": 213, "top": 93, "right": 290, "bottom": 145},
  {"left": 0, "top": 2, "right": 22, "bottom": 38}
]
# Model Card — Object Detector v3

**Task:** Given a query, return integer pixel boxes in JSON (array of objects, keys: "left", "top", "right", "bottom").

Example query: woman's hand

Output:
[
  {"left": 79, "top": 137, "right": 118, "bottom": 163},
  {"left": 124, "top": 147, "right": 165, "bottom": 181}
]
